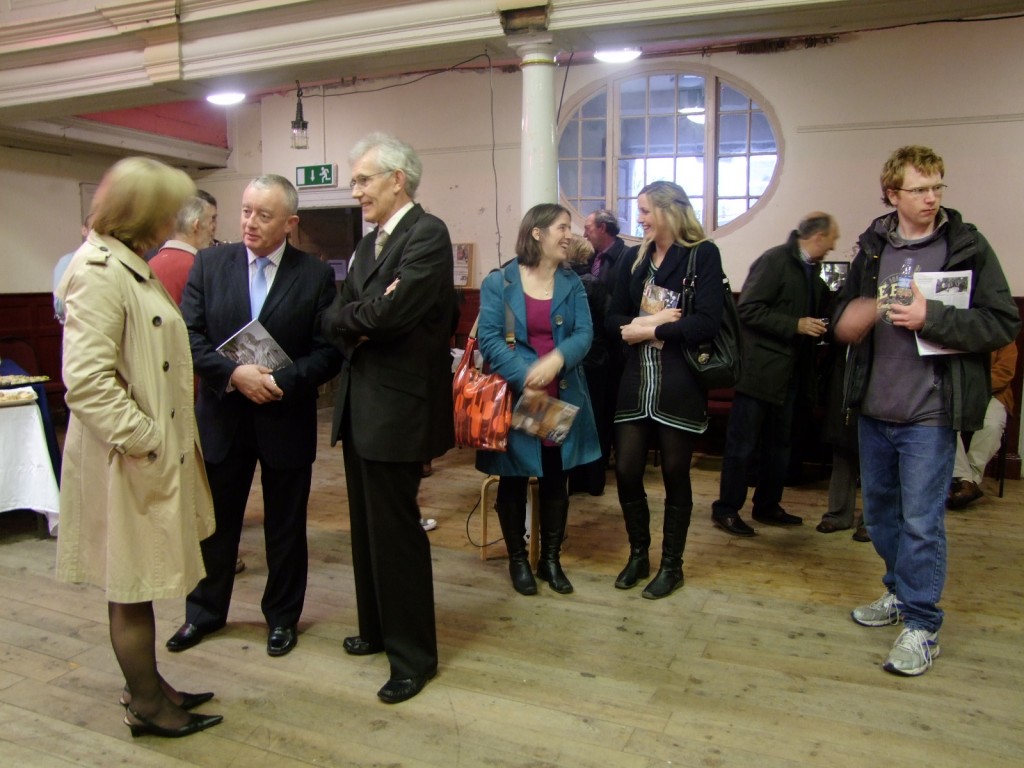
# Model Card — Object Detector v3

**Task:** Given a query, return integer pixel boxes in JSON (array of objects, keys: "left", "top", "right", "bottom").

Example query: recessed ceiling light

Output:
[
  {"left": 206, "top": 92, "right": 246, "bottom": 106},
  {"left": 593, "top": 48, "right": 641, "bottom": 64}
]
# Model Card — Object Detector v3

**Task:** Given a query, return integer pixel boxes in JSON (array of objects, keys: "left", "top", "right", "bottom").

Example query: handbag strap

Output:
[{"left": 468, "top": 274, "right": 515, "bottom": 345}]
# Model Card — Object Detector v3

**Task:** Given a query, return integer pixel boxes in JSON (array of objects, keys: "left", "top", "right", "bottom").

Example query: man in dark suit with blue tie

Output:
[
  {"left": 323, "top": 133, "right": 455, "bottom": 703},
  {"left": 168, "top": 174, "right": 342, "bottom": 657}
]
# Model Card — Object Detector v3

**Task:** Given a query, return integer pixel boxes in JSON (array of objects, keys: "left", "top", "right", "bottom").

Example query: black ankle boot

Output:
[
  {"left": 642, "top": 504, "right": 692, "bottom": 600},
  {"left": 536, "top": 499, "right": 573, "bottom": 594},
  {"left": 496, "top": 499, "right": 537, "bottom": 595},
  {"left": 615, "top": 497, "right": 651, "bottom": 589}
]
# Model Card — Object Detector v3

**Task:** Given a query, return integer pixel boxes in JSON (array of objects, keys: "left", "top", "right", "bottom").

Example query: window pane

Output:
[
  {"left": 750, "top": 155, "right": 777, "bottom": 196},
  {"left": 750, "top": 112, "right": 776, "bottom": 153},
  {"left": 676, "top": 157, "right": 704, "bottom": 197},
  {"left": 620, "top": 78, "right": 647, "bottom": 116},
  {"left": 558, "top": 160, "right": 579, "bottom": 196},
  {"left": 718, "top": 113, "right": 748, "bottom": 156},
  {"left": 649, "top": 74, "right": 677, "bottom": 114},
  {"left": 718, "top": 156, "right": 748, "bottom": 197},
  {"left": 559, "top": 120, "right": 579, "bottom": 158},
  {"left": 581, "top": 120, "right": 606, "bottom": 156},
  {"left": 580, "top": 160, "right": 605, "bottom": 197},
  {"left": 620, "top": 117, "right": 646, "bottom": 155},
  {"left": 580, "top": 91, "right": 606, "bottom": 119},
  {"left": 717, "top": 197, "right": 748, "bottom": 226},
  {"left": 690, "top": 196, "right": 704, "bottom": 224},
  {"left": 649, "top": 116, "right": 674, "bottom": 155},
  {"left": 579, "top": 200, "right": 603, "bottom": 217},
  {"left": 676, "top": 116, "right": 704, "bottom": 155},
  {"left": 618, "top": 158, "right": 644, "bottom": 198},
  {"left": 678, "top": 75, "right": 705, "bottom": 112},
  {"left": 720, "top": 83, "right": 748, "bottom": 111},
  {"left": 646, "top": 157, "right": 674, "bottom": 184}
]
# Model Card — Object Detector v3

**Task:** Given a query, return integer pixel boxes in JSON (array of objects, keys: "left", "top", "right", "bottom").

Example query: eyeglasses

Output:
[
  {"left": 896, "top": 184, "right": 948, "bottom": 198},
  {"left": 349, "top": 171, "right": 392, "bottom": 190}
]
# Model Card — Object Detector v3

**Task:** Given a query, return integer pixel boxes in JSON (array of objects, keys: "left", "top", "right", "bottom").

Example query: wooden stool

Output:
[{"left": 480, "top": 475, "right": 539, "bottom": 569}]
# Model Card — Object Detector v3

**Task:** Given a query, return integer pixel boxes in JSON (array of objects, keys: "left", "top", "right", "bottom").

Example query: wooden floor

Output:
[{"left": 2, "top": 409, "right": 1023, "bottom": 767}]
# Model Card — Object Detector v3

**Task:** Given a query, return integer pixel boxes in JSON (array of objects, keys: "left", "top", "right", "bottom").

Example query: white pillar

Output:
[{"left": 512, "top": 35, "right": 558, "bottom": 213}]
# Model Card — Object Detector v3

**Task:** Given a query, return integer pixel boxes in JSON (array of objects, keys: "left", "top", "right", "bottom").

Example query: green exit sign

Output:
[{"left": 296, "top": 164, "right": 337, "bottom": 188}]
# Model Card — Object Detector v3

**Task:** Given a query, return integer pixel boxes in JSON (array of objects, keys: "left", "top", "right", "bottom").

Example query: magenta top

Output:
[{"left": 524, "top": 295, "right": 558, "bottom": 399}]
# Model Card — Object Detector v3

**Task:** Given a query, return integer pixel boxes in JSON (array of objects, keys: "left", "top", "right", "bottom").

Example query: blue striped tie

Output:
[{"left": 250, "top": 256, "right": 270, "bottom": 319}]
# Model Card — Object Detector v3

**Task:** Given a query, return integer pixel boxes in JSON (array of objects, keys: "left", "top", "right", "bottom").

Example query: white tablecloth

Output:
[{"left": 0, "top": 389, "right": 59, "bottom": 534}]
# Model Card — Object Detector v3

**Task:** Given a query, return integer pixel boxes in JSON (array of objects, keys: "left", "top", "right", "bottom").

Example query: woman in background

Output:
[
  {"left": 56, "top": 157, "right": 222, "bottom": 738},
  {"left": 606, "top": 181, "right": 724, "bottom": 599},
  {"left": 475, "top": 204, "right": 599, "bottom": 595}
]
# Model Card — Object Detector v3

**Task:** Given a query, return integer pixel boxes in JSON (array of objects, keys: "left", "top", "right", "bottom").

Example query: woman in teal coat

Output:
[{"left": 476, "top": 204, "right": 599, "bottom": 595}]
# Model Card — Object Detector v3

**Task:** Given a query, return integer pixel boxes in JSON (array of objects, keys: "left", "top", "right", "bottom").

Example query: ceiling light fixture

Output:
[
  {"left": 206, "top": 92, "right": 245, "bottom": 106},
  {"left": 593, "top": 48, "right": 641, "bottom": 64},
  {"left": 291, "top": 81, "right": 308, "bottom": 150}
]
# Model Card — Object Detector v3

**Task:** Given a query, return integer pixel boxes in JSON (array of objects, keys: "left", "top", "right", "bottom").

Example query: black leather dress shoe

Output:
[
  {"left": 343, "top": 635, "right": 384, "bottom": 656},
  {"left": 377, "top": 668, "right": 437, "bottom": 704},
  {"left": 712, "top": 513, "right": 756, "bottom": 537},
  {"left": 166, "top": 623, "right": 208, "bottom": 652},
  {"left": 752, "top": 507, "right": 803, "bottom": 526},
  {"left": 267, "top": 625, "right": 297, "bottom": 656}
]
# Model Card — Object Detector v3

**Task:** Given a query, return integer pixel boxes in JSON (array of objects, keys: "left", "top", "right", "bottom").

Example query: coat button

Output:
[
  {"left": 152, "top": 316, "right": 162, "bottom": 327},
  {"left": 180, "top": 454, "right": 185, "bottom": 464},
  {"left": 162, "top": 361, "right": 170, "bottom": 371},
  {"left": 147, "top": 451, "right": 157, "bottom": 460},
  {"left": 554, "top": 314, "right": 564, "bottom": 326},
  {"left": 170, "top": 408, "right": 175, "bottom": 419},
  {"left": 559, "top": 380, "right": 568, "bottom": 390}
]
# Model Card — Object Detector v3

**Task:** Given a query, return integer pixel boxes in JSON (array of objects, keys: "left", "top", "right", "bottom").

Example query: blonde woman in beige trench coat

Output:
[{"left": 55, "top": 158, "right": 222, "bottom": 739}]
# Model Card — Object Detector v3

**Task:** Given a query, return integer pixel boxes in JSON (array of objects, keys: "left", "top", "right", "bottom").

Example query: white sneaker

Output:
[
  {"left": 883, "top": 627, "right": 940, "bottom": 676},
  {"left": 851, "top": 591, "right": 903, "bottom": 627},
  {"left": 420, "top": 518, "right": 437, "bottom": 532}
]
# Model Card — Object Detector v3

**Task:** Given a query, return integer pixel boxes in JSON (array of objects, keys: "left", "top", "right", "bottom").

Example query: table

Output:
[
  {"left": 0, "top": 390, "right": 59, "bottom": 534},
  {"left": 0, "top": 357, "right": 61, "bottom": 481}
]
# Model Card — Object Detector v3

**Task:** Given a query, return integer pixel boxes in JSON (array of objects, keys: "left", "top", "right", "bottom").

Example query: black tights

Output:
[
  {"left": 496, "top": 445, "right": 567, "bottom": 507},
  {"left": 615, "top": 419, "right": 696, "bottom": 509}
]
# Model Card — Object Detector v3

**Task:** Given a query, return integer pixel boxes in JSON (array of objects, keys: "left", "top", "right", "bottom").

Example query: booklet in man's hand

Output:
[
  {"left": 511, "top": 391, "right": 579, "bottom": 445},
  {"left": 216, "top": 319, "right": 292, "bottom": 370}
]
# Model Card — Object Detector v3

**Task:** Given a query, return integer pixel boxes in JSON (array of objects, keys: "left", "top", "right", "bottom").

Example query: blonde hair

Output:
[
  {"left": 631, "top": 180, "right": 708, "bottom": 273},
  {"left": 90, "top": 157, "right": 196, "bottom": 254},
  {"left": 566, "top": 234, "right": 595, "bottom": 267}
]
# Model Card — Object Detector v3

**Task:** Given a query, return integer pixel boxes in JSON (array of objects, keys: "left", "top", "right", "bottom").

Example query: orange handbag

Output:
[{"left": 453, "top": 316, "right": 513, "bottom": 451}]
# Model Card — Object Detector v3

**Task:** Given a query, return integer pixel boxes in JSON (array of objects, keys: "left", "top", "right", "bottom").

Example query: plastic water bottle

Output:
[{"left": 897, "top": 257, "right": 915, "bottom": 291}]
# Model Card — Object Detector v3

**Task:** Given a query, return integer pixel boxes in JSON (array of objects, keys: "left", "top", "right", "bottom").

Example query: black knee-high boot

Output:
[
  {"left": 615, "top": 497, "right": 651, "bottom": 589},
  {"left": 496, "top": 499, "right": 537, "bottom": 595},
  {"left": 642, "top": 504, "right": 691, "bottom": 599},
  {"left": 535, "top": 498, "right": 573, "bottom": 594}
]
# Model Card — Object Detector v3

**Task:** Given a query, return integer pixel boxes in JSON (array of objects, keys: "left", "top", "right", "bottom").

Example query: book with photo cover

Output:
[
  {"left": 639, "top": 282, "right": 681, "bottom": 349},
  {"left": 511, "top": 392, "right": 580, "bottom": 445},
  {"left": 216, "top": 319, "right": 293, "bottom": 370}
]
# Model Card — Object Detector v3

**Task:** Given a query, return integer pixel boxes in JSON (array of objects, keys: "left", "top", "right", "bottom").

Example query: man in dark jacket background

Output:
[
  {"left": 836, "top": 145, "right": 1019, "bottom": 677},
  {"left": 710, "top": 212, "right": 838, "bottom": 536}
]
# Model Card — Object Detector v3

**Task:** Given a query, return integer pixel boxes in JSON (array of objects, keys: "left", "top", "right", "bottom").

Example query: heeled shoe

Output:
[
  {"left": 120, "top": 689, "right": 215, "bottom": 711},
  {"left": 124, "top": 706, "right": 223, "bottom": 738}
]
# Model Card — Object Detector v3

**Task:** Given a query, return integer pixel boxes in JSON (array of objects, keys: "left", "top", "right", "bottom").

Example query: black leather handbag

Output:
[{"left": 682, "top": 243, "right": 742, "bottom": 389}]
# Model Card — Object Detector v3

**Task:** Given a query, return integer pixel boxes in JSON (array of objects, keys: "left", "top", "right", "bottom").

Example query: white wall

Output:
[{"left": 4, "top": 17, "right": 1024, "bottom": 294}]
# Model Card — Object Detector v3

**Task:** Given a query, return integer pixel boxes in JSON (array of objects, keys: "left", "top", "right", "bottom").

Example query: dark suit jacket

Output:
[
  {"left": 182, "top": 242, "right": 342, "bottom": 469},
  {"left": 323, "top": 204, "right": 455, "bottom": 463}
]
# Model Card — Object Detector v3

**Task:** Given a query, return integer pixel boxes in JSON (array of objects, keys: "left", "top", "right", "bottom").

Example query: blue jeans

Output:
[
  {"left": 858, "top": 416, "right": 955, "bottom": 632},
  {"left": 712, "top": 387, "right": 796, "bottom": 518}
]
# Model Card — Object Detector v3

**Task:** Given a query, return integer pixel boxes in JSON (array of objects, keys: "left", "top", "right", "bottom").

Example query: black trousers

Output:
[
  {"left": 186, "top": 417, "right": 311, "bottom": 631},
  {"left": 341, "top": 408, "right": 437, "bottom": 680}
]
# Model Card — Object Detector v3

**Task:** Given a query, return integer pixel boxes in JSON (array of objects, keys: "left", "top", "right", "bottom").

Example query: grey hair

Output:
[
  {"left": 248, "top": 174, "right": 299, "bottom": 214},
  {"left": 797, "top": 213, "right": 834, "bottom": 239},
  {"left": 592, "top": 208, "right": 620, "bottom": 237},
  {"left": 175, "top": 196, "right": 210, "bottom": 234},
  {"left": 350, "top": 131, "right": 423, "bottom": 198}
]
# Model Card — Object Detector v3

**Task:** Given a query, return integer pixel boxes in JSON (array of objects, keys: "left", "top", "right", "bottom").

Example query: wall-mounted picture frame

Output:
[
  {"left": 820, "top": 261, "right": 849, "bottom": 292},
  {"left": 453, "top": 243, "right": 473, "bottom": 287}
]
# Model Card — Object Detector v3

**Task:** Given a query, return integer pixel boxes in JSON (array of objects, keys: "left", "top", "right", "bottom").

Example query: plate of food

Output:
[{"left": 0, "top": 386, "right": 38, "bottom": 406}]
